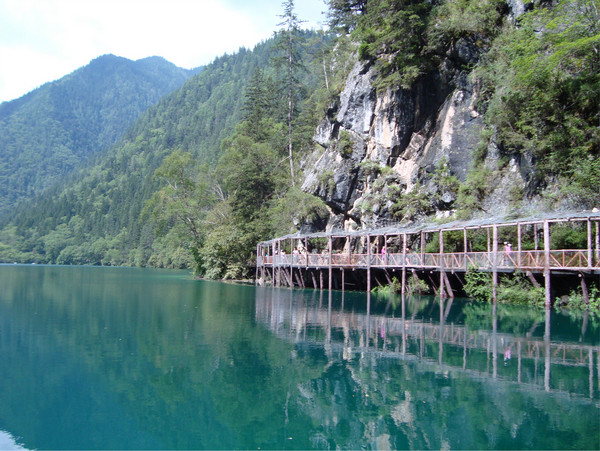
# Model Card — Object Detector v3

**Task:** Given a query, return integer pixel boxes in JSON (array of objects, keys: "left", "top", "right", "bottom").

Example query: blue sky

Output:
[{"left": 0, "top": 0, "right": 327, "bottom": 103}]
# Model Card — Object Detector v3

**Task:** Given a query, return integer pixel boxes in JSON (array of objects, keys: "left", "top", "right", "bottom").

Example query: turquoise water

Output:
[{"left": 0, "top": 265, "right": 598, "bottom": 449}]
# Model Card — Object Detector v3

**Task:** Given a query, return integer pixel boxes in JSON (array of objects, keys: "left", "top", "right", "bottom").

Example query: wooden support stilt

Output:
[
  {"left": 544, "top": 220, "right": 551, "bottom": 306},
  {"left": 492, "top": 225, "right": 498, "bottom": 302},
  {"left": 517, "top": 223, "right": 522, "bottom": 268},
  {"left": 328, "top": 235, "right": 332, "bottom": 292},
  {"left": 596, "top": 221, "right": 600, "bottom": 265},
  {"left": 384, "top": 269, "right": 393, "bottom": 285},
  {"left": 581, "top": 274, "right": 589, "bottom": 305},
  {"left": 427, "top": 272, "right": 439, "bottom": 297},
  {"left": 587, "top": 219, "right": 593, "bottom": 269},
  {"left": 401, "top": 233, "right": 407, "bottom": 296},
  {"left": 463, "top": 228, "right": 468, "bottom": 271},
  {"left": 311, "top": 270, "right": 317, "bottom": 289},
  {"left": 526, "top": 271, "right": 541, "bottom": 289},
  {"left": 443, "top": 272, "right": 454, "bottom": 299},
  {"left": 440, "top": 230, "right": 446, "bottom": 299},
  {"left": 367, "top": 234, "right": 372, "bottom": 293}
]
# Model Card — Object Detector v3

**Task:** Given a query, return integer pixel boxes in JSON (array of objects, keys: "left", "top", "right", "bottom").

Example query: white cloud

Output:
[{"left": 0, "top": 0, "right": 326, "bottom": 103}]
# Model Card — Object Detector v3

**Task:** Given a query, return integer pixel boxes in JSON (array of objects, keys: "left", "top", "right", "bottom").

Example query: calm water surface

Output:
[{"left": 0, "top": 265, "right": 598, "bottom": 449}]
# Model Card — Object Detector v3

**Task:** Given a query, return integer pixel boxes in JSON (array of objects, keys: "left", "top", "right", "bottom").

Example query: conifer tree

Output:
[{"left": 273, "top": 0, "right": 306, "bottom": 187}]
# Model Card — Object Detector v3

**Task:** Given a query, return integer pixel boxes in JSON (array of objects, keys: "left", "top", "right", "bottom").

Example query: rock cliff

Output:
[{"left": 300, "top": 1, "right": 544, "bottom": 232}]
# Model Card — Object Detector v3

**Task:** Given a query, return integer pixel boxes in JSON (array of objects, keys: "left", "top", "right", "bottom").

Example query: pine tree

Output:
[{"left": 273, "top": 0, "right": 306, "bottom": 187}]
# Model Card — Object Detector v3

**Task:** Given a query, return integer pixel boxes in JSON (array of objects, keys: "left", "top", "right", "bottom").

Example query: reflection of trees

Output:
[
  {"left": 256, "top": 288, "right": 600, "bottom": 449},
  {"left": 0, "top": 266, "right": 598, "bottom": 449}
]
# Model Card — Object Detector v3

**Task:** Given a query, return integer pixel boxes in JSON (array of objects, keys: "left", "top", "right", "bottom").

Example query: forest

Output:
[
  {"left": 0, "top": 0, "right": 598, "bottom": 285},
  {"left": 0, "top": 55, "right": 198, "bottom": 218}
]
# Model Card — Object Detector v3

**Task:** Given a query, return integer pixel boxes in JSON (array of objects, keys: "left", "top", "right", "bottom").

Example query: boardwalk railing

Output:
[{"left": 259, "top": 249, "right": 600, "bottom": 273}]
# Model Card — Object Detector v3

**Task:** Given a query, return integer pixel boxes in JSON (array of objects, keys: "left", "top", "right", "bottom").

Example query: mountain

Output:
[
  {"left": 0, "top": 33, "right": 328, "bottom": 266},
  {"left": 0, "top": 54, "right": 200, "bottom": 218}
]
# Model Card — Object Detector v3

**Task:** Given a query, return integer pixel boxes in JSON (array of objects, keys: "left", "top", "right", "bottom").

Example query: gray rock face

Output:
[
  {"left": 300, "top": 44, "right": 531, "bottom": 231},
  {"left": 301, "top": 54, "right": 503, "bottom": 230}
]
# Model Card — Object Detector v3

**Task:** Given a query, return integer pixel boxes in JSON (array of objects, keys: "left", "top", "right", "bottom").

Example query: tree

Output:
[
  {"left": 143, "top": 150, "right": 214, "bottom": 272},
  {"left": 273, "top": 0, "right": 307, "bottom": 187},
  {"left": 326, "top": 0, "right": 367, "bottom": 33}
]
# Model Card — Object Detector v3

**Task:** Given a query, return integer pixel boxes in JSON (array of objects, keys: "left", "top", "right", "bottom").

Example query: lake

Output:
[{"left": 0, "top": 265, "right": 598, "bottom": 449}]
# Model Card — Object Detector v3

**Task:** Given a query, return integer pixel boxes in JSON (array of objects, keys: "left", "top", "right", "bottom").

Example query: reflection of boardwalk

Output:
[
  {"left": 255, "top": 290, "right": 600, "bottom": 401},
  {"left": 257, "top": 212, "right": 600, "bottom": 304}
]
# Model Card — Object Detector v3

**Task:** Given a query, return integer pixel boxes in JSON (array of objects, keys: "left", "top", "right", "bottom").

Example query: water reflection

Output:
[
  {"left": 256, "top": 287, "right": 600, "bottom": 449},
  {"left": 0, "top": 266, "right": 597, "bottom": 449}
]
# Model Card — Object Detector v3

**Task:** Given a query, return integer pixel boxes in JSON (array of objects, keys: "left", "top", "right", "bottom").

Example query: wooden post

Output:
[
  {"left": 463, "top": 228, "right": 468, "bottom": 271},
  {"left": 587, "top": 219, "right": 592, "bottom": 269},
  {"left": 595, "top": 221, "right": 599, "bottom": 267},
  {"left": 255, "top": 244, "right": 260, "bottom": 285},
  {"left": 367, "top": 234, "right": 372, "bottom": 294},
  {"left": 440, "top": 230, "right": 446, "bottom": 299},
  {"left": 289, "top": 238, "right": 293, "bottom": 288},
  {"left": 581, "top": 274, "right": 589, "bottom": 304},
  {"left": 276, "top": 240, "right": 281, "bottom": 287},
  {"left": 444, "top": 272, "right": 454, "bottom": 299},
  {"left": 328, "top": 235, "right": 333, "bottom": 292},
  {"left": 544, "top": 220, "right": 551, "bottom": 306},
  {"left": 492, "top": 225, "right": 498, "bottom": 302},
  {"left": 517, "top": 223, "right": 522, "bottom": 268},
  {"left": 402, "top": 233, "right": 407, "bottom": 297}
]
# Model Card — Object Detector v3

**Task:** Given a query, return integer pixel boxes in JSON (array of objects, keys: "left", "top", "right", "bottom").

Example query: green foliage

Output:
[
  {"left": 371, "top": 276, "right": 402, "bottom": 295},
  {"left": 355, "top": 0, "right": 433, "bottom": 90},
  {"left": 464, "top": 268, "right": 494, "bottom": 301},
  {"left": 549, "top": 222, "right": 587, "bottom": 249},
  {"left": 474, "top": 0, "right": 600, "bottom": 205},
  {"left": 143, "top": 150, "right": 212, "bottom": 273},
  {"left": 426, "top": 0, "right": 506, "bottom": 51},
  {"left": 268, "top": 187, "right": 330, "bottom": 237},
  {"left": 390, "top": 182, "right": 431, "bottom": 221},
  {"left": 336, "top": 129, "right": 354, "bottom": 158},
  {"left": 464, "top": 267, "right": 545, "bottom": 306},
  {"left": 455, "top": 165, "right": 493, "bottom": 218},
  {"left": 407, "top": 274, "right": 429, "bottom": 295},
  {"left": 0, "top": 31, "right": 328, "bottom": 275},
  {"left": 0, "top": 55, "right": 195, "bottom": 219},
  {"left": 566, "top": 283, "right": 600, "bottom": 311}
]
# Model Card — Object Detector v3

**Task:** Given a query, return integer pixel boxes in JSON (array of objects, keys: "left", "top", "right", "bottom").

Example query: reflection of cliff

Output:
[
  {"left": 256, "top": 289, "right": 600, "bottom": 448},
  {"left": 255, "top": 288, "right": 600, "bottom": 448},
  {"left": 255, "top": 287, "right": 600, "bottom": 401}
]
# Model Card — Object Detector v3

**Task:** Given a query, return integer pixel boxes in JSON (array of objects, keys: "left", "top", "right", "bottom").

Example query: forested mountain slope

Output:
[
  {"left": 0, "top": 31, "right": 329, "bottom": 268},
  {"left": 0, "top": 54, "right": 199, "bottom": 218}
]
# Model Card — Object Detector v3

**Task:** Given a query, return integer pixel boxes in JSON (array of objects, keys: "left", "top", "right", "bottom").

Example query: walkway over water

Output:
[{"left": 256, "top": 211, "right": 600, "bottom": 303}]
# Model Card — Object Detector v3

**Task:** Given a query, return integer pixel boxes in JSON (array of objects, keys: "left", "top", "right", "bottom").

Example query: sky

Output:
[{"left": 0, "top": 0, "right": 327, "bottom": 103}]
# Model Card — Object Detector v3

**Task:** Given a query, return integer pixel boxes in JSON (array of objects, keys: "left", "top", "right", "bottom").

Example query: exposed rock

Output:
[{"left": 301, "top": 53, "right": 495, "bottom": 231}]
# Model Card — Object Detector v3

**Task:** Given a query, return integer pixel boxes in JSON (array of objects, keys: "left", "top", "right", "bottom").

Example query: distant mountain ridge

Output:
[{"left": 0, "top": 54, "right": 200, "bottom": 218}]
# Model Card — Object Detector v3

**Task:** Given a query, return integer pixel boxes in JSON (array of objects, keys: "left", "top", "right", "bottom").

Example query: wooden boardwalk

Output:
[{"left": 256, "top": 211, "right": 600, "bottom": 304}]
